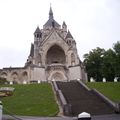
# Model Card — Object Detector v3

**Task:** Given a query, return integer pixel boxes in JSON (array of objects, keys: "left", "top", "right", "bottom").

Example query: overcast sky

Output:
[{"left": 0, "top": 0, "right": 120, "bottom": 68}]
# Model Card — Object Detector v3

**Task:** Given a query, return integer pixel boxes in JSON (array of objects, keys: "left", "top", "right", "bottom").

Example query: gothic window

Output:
[
  {"left": 67, "top": 40, "right": 72, "bottom": 46},
  {"left": 35, "top": 34, "right": 41, "bottom": 38},
  {"left": 71, "top": 53, "right": 75, "bottom": 66},
  {"left": 37, "top": 34, "right": 39, "bottom": 38}
]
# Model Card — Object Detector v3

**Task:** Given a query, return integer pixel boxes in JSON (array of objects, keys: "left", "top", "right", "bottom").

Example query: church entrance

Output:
[
  {"left": 46, "top": 45, "right": 66, "bottom": 65},
  {"left": 46, "top": 44, "right": 67, "bottom": 81},
  {"left": 47, "top": 70, "right": 67, "bottom": 81},
  {"left": 51, "top": 72, "right": 64, "bottom": 81}
]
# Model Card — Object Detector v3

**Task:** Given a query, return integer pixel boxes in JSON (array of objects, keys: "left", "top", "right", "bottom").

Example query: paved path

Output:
[{"left": 2, "top": 114, "right": 120, "bottom": 120}]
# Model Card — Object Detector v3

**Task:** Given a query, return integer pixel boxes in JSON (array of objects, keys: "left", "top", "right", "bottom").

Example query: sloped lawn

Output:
[
  {"left": 0, "top": 83, "right": 59, "bottom": 116},
  {"left": 86, "top": 82, "right": 120, "bottom": 103}
]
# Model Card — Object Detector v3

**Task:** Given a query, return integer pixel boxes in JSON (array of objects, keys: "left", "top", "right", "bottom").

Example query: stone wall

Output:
[
  {"left": 0, "top": 67, "right": 30, "bottom": 83},
  {"left": 69, "top": 66, "right": 81, "bottom": 80}
]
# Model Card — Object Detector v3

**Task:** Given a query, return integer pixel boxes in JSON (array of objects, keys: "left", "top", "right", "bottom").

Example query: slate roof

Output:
[
  {"left": 49, "top": 6, "right": 53, "bottom": 19},
  {"left": 62, "top": 21, "right": 67, "bottom": 26},
  {"left": 65, "top": 30, "right": 73, "bottom": 39},
  {"left": 44, "top": 6, "right": 60, "bottom": 28},
  {"left": 44, "top": 19, "right": 60, "bottom": 28},
  {"left": 34, "top": 26, "right": 41, "bottom": 34},
  {"left": 29, "top": 43, "right": 34, "bottom": 57}
]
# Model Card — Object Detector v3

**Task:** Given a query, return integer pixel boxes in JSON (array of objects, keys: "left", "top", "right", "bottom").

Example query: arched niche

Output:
[
  {"left": 22, "top": 71, "right": 28, "bottom": 81},
  {"left": 50, "top": 71, "right": 67, "bottom": 81},
  {"left": 46, "top": 45, "right": 66, "bottom": 65},
  {"left": 52, "top": 72, "right": 64, "bottom": 81},
  {"left": 1, "top": 72, "right": 7, "bottom": 79},
  {"left": 11, "top": 72, "right": 19, "bottom": 82}
]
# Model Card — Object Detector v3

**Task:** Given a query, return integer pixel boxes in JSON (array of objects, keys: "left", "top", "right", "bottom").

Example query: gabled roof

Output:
[
  {"left": 41, "top": 29, "right": 68, "bottom": 46},
  {"left": 65, "top": 30, "right": 73, "bottom": 39}
]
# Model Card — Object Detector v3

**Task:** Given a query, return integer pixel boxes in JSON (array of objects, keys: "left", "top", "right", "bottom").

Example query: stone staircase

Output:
[{"left": 56, "top": 81, "right": 114, "bottom": 116}]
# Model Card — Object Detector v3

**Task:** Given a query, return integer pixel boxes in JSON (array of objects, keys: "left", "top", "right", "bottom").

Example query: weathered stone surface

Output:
[{"left": 0, "top": 7, "right": 87, "bottom": 83}]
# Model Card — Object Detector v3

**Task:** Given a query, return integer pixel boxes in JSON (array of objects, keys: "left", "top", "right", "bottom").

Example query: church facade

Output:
[{"left": 0, "top": 7, "right": 87, "bottom": 83}]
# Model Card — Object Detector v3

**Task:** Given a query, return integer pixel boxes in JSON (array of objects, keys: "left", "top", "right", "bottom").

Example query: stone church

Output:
[{"left": 0, "top": 7, "right": 87, "bottom": 83}]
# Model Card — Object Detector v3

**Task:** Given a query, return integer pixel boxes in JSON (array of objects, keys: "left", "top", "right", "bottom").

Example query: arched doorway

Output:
[
  {"left": 46, "top": 45, "right": 66, "bottom": 65},
  {"left": 48, "top": 71, "right": 67, "bottom": 81},
  {"left": 52, "top": 72, "right": 64, "bottom": 81}
]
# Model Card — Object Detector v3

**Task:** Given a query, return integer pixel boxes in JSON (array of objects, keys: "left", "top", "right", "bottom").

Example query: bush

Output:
[{"left": 0, "top": 77, "right": 9, "bottom": 85}]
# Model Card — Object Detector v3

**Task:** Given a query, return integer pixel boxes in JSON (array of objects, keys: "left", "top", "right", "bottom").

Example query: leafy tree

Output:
[
  {"left": 83, "top": 41, "right": 120, "bottom": 82},
  {"left": 113, "top": 41, "right": 120, "bottom": 79},
  {"left": 113, "top": 41, "right": 120, "bottom": 55},
  {"left": 101, "top": 49, "right": 115, "bottom": 81},
  {"left": 0, "top": 77, "right": 9, "bottom": 84},
  {"left": 83, "top": 47, "right": 105, "bottom": 82}
]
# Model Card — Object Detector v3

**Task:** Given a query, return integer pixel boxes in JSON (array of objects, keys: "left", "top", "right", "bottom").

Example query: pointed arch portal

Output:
[
  {"left": 48, "top": 71, "right": 67, "bottom": 81},
  {"left": 52, "top": 72, "right": 64, "bottom": 81},
  {"left": 46, "top": 45, "right": 66, "bottom": 65}
]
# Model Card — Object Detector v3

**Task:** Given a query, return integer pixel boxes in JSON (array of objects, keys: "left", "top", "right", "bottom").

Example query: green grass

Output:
[
  {"left": 86, "top": 82, "right": 120, "bottom": 103},
  {"left": 0, "top": 83, "right": 59, "bottom": 116}
]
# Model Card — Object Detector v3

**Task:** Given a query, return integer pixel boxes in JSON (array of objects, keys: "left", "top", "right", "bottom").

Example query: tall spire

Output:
[
  {"left": 49, "top": 4, "right": 53, "bottom": 19},
  {"left": 43, "top": 5, "right": 60, "bottom": 28}
]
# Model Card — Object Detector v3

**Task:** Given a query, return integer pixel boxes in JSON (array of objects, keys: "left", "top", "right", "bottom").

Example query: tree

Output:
[
  {"left": 101, "top": 49, "right": 116, "bottom": 81},
  {"left": 0, "top": 77, "right": 9, "bottom": 84},
  {"left": 83, "top": 47, "right": 105, "bottom": 82},
  {"left": 83, "top": 41, "right": 120, "bottom": 82},
  {"left": 113, "top": 41, "right": 120, "bottom": 80}
]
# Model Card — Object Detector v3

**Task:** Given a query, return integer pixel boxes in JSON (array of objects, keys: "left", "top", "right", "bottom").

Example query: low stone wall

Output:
[
  {"left": 77, "top": 80, "right": 90, "bottom": 91},
  {"left": 52, "top": 81, "right": 72, "bottom": 116},
  {"left": 52, "top": 81, "right": 59, "bottom": 92}
]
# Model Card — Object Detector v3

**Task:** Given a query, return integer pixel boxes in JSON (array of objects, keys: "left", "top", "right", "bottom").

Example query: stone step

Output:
[{"left": 56, "top": 81, "right": 114, "bottom": 116}]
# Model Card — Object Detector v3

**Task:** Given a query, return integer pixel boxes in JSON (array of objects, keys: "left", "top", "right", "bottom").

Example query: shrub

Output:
[{"left": 0, "top": 77, "right": 9, "bottom": 85}]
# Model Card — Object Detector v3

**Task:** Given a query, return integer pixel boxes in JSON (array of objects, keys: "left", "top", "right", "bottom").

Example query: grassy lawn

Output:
[
  {"left": 0, "top": 83, "right": 59, "bottom": 116},
  {"left": 86, "top": 82, "right": 120, "bottom": 103}
]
